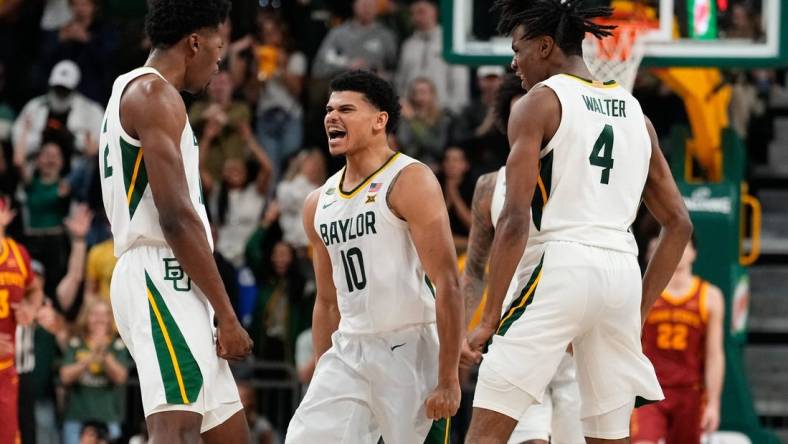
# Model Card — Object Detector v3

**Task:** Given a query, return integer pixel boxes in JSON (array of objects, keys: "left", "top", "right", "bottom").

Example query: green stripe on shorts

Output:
[
  {"left": 145, "top": 271, "right": 203, "bottom": 404},
  {"left": 496, "top": 254, "right": 544, "bottom": 336},
  {"left": 423, "top": 417, "right": 450, "bottom": 444}
]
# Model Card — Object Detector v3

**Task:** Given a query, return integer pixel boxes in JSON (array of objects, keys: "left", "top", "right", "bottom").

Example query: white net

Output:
[{"left": 582, "top": 23, "right": 648, "bottom": 92}]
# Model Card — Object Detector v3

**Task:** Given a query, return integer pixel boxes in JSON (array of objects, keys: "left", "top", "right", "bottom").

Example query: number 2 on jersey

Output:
[
  {"left": 103, "top": 145, "right": 113, "bottom": 178},
  {"left": 589, "top": 124, "right": 614, "bottom": 184},
  {"left": 341, "top": 247, "right": 367, "bottom": 292}
]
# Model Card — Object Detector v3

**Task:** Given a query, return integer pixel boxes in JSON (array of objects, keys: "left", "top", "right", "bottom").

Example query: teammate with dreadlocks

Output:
[
  {"left": 461, "top": 73, "right": 584, "bottom": 444},
  {"left": 461, "top": 0, "right": 693, "bottom": 443}
]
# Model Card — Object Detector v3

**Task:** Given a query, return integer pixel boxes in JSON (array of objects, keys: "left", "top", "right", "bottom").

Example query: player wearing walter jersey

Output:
[
  {"left": 632, "top": 239, "right": 725, "bottom": 444},
  {"left": 286, "top": 71, "right": 463, "bottom": 444},
  {"left": 464, "top": 1, "right": 693, "bottom": 442},
  {"left": 461, "top": 75, "right": 583, "bottom": 444},
  {"left": 0, "top": 200, "right": 42, "bottom": 444}
]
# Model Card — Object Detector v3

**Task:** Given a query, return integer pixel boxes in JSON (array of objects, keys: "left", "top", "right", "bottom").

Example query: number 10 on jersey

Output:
[{"left": 341, "top": 247, "right": 367, "bottom": 291}]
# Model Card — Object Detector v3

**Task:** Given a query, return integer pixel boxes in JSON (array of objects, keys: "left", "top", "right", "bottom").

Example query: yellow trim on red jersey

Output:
[
  {"left": 7, "top": 239, "right": 27, "bottom": 281},
  {"left": 0, "top": 357, "right": 13, "bottom": 371},
  {"left": 661, "top": 276, "right": 701, "bottom": 306},
  {"left": 699, "top": 281, "right": 710, "bottom": 324},
  {"left": 0, "top": 239, "right": 9, "bottom": 266}
]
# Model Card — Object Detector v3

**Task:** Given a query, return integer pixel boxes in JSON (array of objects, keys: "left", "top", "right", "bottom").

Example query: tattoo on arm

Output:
[{"left": 462, "top": 173, "right": 497, "bottom": 324}]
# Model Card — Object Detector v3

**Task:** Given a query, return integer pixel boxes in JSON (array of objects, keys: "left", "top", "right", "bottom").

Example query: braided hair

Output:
[{"left": 493, "top": 0, "right": 616, "bottom": 56}]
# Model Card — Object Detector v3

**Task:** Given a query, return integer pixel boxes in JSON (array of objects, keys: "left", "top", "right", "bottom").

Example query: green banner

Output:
[{"left": 688, "top": 0, "right": 718, "bottom": 40}]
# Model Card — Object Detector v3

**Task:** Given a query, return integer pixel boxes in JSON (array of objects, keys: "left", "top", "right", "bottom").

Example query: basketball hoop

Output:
[{"left": 582, "top": 18, "right": 658, "bottom": 92}]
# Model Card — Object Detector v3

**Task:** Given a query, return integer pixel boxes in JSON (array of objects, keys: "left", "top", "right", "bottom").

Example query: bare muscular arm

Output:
[
  {"left": 641, "top": 118, "right": 693, "bottom": 322},
  {"left": 389, "top": 163, "right": 463, "bottom": 420},
  {"left": 303, "top": 189, "right": 340, "bottom": 359},
  {"left": 469, "top": 87, "right": 558, "bottom": 346},
  {"left": 461, "top": 172, "right": 497, "bottom": 327},
  {"left": 702, "top": 284, "right": 725, "bottom": 432},
  {"left": 121, "top": 76, "right": 252, "bottom": 360}
]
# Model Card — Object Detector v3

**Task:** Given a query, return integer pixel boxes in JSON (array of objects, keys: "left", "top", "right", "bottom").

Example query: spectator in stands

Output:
[
  {"left": 20, "top": 131, "right": 73, "bottom": 296},
  {"left": 294, "top": 328, "right": 315, "bottom": 386},
  {"left": 238, "top": 382, "right": 280, "bottom": 444},
  {"left": 632, "top": 236, "right": 725, "bottom": 443},
  {"left": 245, "top": 199, "right": 282, "bottom": 280},
  {"left": 248, "top": 240, "right": 311, "bottom": 363},
  {"left": 77, "top": 420, "right": 110, "bottom": 444},
  {"left": 450, "top": 65, "right": 508, "bottom": 173},
  {"left": 276, "top": 149, "right": 326, "bottom": 252},
  {"left": 60, "top": 299, "right": 130, "bottom": 444},
  {"left": 438, "top": 146, "right": 474, "bottom": 252},
  {"left": 84, "top": 235, "right": 115, "bottom": 304},
  {"left": 191, "top": 70, "right": 254, "bottom": 182},
  {"left": 247, "top": 11, "right": 307, "bottom": 181},
  {"left": 210, "top": 222, "right": 241, "bottom": 314},
  {"left": 451, "top": 66, "right": 504, "bottom": 142},
  {"left": 12, "top": 61, "right": 103, "bottom": 164},
  {"left": 395, "top": 0, "right": 469, "bottom": 113},
  {"left": 205, "top": 123, "right": 273, "bottom": 267},
  {"left": 311, "top": 0, "right": 398, "bottom": 80},
  {"left": 397, "top": 77, "right": 452, "bottom": 169},
  {"left": 26, "top": 205, "right": 92, "bottom": 444},
  {"left": 0, "top": 63, "right": 21, "bottom": 201},
  {"left": 39, "top": 0, "right": 116, "bottom": 102}
]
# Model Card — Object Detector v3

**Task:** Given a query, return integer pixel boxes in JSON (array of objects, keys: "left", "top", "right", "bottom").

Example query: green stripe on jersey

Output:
[
  {"left": 425, "top": 275, "right": 436, "bottom": 298},
  {"left": 120, "top": 137, "right": 148, "bottom": 219},
  {"left": 531, "top": 151, "right": 553, "bottom": 231}
]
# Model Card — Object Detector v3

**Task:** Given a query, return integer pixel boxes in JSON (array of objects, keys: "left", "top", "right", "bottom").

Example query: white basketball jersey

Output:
[
  {"left": 529, "top": 74, "right": 651, "bottom": 255},
  {"left": 99, "top": 67, "right": 212, "bottom": 257},
  {"left": 313, "top": 152, "right": 436, "bottom": 334}
]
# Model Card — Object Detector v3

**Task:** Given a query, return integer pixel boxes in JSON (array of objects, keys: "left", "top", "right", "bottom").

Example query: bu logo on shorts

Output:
[{"left": 163, "top": 258, "right": 191, "bottom": 291}]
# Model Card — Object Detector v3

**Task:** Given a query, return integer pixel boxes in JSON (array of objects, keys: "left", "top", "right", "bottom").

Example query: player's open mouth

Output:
[{"left": 328, "top": 128, "right": 347, "bottom": 141}]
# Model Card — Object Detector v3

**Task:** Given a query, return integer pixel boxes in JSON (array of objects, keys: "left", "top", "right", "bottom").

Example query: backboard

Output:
[{"left": 441, "top": 0, "right": 788, "bottom": 68}]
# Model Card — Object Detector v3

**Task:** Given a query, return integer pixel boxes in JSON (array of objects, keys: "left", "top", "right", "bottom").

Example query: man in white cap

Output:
[
  {"left": 450, "top": 65, "right": 508, "bottom": 173},
  {"left": 11, "top": 60, "right": 104, "bottom": 162}
]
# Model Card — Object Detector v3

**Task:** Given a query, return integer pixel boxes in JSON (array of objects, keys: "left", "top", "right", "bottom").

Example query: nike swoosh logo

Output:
[
  {"left": 322, "top": 200, "right": 337, "bottom": 209},
  {"left": 390, "top": 343, "right": 406, "bottom": 351}
]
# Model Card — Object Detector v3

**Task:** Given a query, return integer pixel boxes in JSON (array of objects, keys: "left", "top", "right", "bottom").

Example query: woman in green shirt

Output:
[{"left": 59, "top": 300, "right": 129, "bottom": 444}]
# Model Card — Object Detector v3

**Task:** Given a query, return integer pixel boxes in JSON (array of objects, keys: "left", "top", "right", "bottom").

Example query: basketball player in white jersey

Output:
[
  {"left": 285, "top": 70, "right": 463, "bottom": 444},
  {"left": 463, "top": 1, "right": 693, "bottom": 443},
  {"left": 461, "top": 74, "right": 584, "bottom": 444},
  {"left": 98, "top": 1, "right": 252, "bottom": 442}
]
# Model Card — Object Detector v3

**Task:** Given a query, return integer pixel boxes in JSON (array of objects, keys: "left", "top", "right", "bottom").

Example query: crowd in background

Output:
[{"left": 0, "top": 0, "right": 785, "bottom": 443}]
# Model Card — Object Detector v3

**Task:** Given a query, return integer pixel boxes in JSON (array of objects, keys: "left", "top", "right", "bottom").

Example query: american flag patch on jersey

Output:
[{"left": 366, "top": 182, "right": 382, "bottom": 203}]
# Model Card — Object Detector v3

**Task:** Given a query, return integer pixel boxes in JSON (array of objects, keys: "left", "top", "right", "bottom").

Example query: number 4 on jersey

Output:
[{"left": 589, "top": 124, "right": 614, "bottom": 184}]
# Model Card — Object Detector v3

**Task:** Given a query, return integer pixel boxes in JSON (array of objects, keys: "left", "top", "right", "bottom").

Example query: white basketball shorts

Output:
[
  {"left": 285, "top": 323, "right": 450, "bottom": 444},
  {"left": 474, "top": 241, "right": 663, "bottom": 439},
  {"left": 110, "top": 245, "right": 242, "bottom": 432},
  {"left": 509, "top": 352, "right": 584, "bottom": 444}
]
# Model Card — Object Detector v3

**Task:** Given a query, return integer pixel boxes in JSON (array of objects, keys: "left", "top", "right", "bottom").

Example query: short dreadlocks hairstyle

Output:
[
  {"left": 493, "top": 0, "right": 615, "bottom": 56},
  {"left": 494, "top": 73, "right": 526, "bottom": 134},
  {"left": 145, "top": 0, "right": 231, "bottom": 48},
  {"left": 329, "top": 70, "right": 401, "bottom": 134}
]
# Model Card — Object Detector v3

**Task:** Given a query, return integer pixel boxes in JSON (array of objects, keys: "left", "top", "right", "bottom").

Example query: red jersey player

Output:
[
  {"left": 632, "top": 236, "right": 725, "bottom": 444},
  {"left": 0, "top": 196, "right": 42, "bottom": 444}
]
